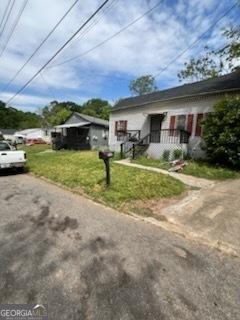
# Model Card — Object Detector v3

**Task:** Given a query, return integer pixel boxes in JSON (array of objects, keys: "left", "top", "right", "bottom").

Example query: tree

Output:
[
  {"left": 129, "top": 75, "right": 158, "bottom": 96},
  {"left": 218, "top": 26, "right": 240, "bottom": 70},
  {"left": 178, "top": 25, "right": 240, "bottom": 82},
  {"left": 178, "top": 50, "right": 223, "bottom": 82},
  {"left": 40, "top": 101, "right": 72, "bottom": 127},
  {"left": 81, "top": 98, "right": 111, "bottom": 120},
  {"left": 0, "top": 100, "right": 41, "bottom": 129},
  {"left": 40, "top": 98, "right": 112, "bottom": 126},
  {"left": 202, "top": 97, "right": 240, "bottom": 168}
]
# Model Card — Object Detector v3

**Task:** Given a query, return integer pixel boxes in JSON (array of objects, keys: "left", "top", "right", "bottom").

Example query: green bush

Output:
[
  {"left": 162, "top": 150, "right": 170, "bottom": 162},
  {"left": 183, "top": 151, "right": 191, "bottom": 160},
  {"left": 202, "top": 97, "right": 240, "bottom": 168},
  {"left": 173, "top": 149, "right": 183, "bottom": 160}
]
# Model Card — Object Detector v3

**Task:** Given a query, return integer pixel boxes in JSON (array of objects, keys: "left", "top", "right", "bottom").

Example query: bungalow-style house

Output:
[
  {"left": 53, "top": 112, "right": 109, "bottom": 150},
  {"left": 109, "top": 71, "right": 240, "bottom": 159}
]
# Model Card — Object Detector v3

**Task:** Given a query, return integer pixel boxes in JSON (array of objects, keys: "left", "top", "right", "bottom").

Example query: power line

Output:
[
  {"left": 6, "top": 0, "right": 110, "bottom": 105},
  {"left": 47, "top": 0, "right": 165, "bottom": 69},
  {"left": 52, "top": 0, "right": 119, "bottom": 63},
  {"left": 154, "top": 2, "right": 238, "bottom": 78},
  {"left": 0, "top": 0, "right": 28, "bottom": 58},
  {"left": 1, "top": 0, "right": 80, "bottom": 93},
  {"left": 8, "top": 0, "right": 117, "bottom": 101},
  {"left": 0, "top": 0, "right": 12, "bottom": 32},
  {"left": 0, "top": 0, "right": 15, "bottom": 41}
]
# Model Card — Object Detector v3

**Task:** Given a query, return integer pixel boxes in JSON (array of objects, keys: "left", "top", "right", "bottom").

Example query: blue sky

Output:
[{"left": 0, "top": 0, "right": 239, "bottom": 112}]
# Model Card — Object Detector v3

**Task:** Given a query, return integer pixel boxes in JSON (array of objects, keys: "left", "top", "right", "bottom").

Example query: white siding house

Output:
[
  {"left": 109, "top": 71, "right": 240, "bottom": 159},
  {"left": 14, "top": 128, "right": 54, "bottom": 143}
]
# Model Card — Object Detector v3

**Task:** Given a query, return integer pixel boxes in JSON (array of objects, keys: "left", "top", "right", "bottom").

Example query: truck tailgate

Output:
[{"left": 0, "top": 151, "right": 26, "bottom": 164}]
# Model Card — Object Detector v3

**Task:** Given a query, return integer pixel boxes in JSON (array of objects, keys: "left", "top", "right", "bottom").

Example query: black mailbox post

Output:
[{"left": 99, "top": 151, "right": 114, "bottom": 187}]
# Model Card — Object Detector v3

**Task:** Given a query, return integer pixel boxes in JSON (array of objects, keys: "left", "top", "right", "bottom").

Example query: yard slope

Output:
[{"left": 24, "top": 146, "right": 185, "bottom": 208}]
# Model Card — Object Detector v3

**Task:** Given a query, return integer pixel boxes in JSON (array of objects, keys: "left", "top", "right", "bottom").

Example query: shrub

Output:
[
  {"left": 183, "top": 151, "right": 191, "bottom": 160},
  {"left": 173, "top": 149, "right": 183, "bottom": 160},
  {"left": 202, "top": 97, "right": 240, "bottom": 168},
  {"left": 162, "top": 150, "right": 170, "bottom": 162}
]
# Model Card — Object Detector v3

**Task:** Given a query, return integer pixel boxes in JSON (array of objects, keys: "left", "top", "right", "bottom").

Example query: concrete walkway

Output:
[{"left": 115, "top": 159, "right": 215, "bottom": 189}]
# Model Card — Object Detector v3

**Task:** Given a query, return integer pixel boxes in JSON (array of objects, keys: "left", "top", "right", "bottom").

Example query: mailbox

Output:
[
  {"left": 99, "top": 151, "right": 114, "bottom": 186},
  {"left": 99, "top": 151, "right": 114, "bottom": 160}
]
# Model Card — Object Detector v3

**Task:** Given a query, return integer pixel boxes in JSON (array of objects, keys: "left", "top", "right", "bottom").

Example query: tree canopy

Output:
[
  {"left": 40, "top": 98, "right": 112, "bottom": 127},
  {"left": 81, "top": 98, "right": 111, "bottom": 120},
  {"left": 0, "top": 97, "right": 112, "bottom": 129},
  {"left": 0, "top": 100, "right": 41, "bottom": 129},
  {"left": 178, "top": 25, "right": 240, "bottom": 82},
  {"left": 129, "top": 75, "right": 158, "bottom": 96}
]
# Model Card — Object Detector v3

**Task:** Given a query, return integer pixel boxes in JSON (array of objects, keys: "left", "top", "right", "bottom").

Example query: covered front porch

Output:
[
  {"left": 52, "top": 122, "right": 91, "bottom": 150},
  {"left": 117, "top": 113, "right": 190, "bottom": 159}
]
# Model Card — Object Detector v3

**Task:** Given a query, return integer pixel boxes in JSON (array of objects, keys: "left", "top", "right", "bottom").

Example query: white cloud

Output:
[
  {"left": 0, "top": 91, "right": 50, "bottom": 109},
  {"left": 0, "top": 0, "right": 237, "bottom": 111},
  {"left": 0, "top": 90, "right": 92, "bottom": 111}
]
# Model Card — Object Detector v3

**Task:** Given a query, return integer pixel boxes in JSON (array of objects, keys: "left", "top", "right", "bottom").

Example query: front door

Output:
[{"left": 150, "top": 114, "right": 163, "bottom": 143}]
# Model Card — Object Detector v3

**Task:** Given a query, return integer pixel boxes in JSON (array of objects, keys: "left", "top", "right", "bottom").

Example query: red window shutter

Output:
[
  {"left": 195, "top": 113, "right": 203, "bottom": 136},
  {"left": 115, "top": 121, "right": 118, "bottom": 136},
  {"left": 169, "top": 115, "right": 176, "bottom": 136},
  {"left": 120, "top": 121, "right": 124, "bottom": 130},
  {"left": 124, "top": 120, "right": 128, "bottom": 132},
  {"left": 187, "top": 114, "right": 194, "bottom": 135}
]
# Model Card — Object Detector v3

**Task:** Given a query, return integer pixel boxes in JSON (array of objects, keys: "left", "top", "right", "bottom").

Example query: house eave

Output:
[{"left": 112, "top": 88, "right": 240, "bottom": 112}]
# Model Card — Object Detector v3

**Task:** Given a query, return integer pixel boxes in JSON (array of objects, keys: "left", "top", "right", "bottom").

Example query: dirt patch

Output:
[{"left": 123, "top": 191, "right": 188, "bottom": 220}]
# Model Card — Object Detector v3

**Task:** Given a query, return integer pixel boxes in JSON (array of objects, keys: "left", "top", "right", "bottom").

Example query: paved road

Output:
[{"left": 0, "top": 173, "right": 240, "bottom": 320}]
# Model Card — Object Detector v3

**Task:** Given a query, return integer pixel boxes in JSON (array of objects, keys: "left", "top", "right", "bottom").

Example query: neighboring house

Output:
[
  {"left": 109, "top": 71, "right": 240, "bottom": 159},
  {"left": 54, "top": 112, "right": 109, "bottom": 150},
  {"left": 0, "top": 128, "right": 17, "bottom": 142},
  {"left": 14, "top": 128, "right": 53, "bottom": 143}
]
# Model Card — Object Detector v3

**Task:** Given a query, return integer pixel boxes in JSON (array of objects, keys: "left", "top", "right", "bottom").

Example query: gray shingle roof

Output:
[
  {"left": 113, "top": 71, "right": 240, "bottom": 111},
  {"left": 0, "top": 128, "right": 17, "bottom": 135},
  {"left": 75, "top": 113, "right": 109, "bottom": 127}
]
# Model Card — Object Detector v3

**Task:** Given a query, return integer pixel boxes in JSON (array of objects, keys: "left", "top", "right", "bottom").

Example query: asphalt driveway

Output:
[{"left": 0, "top": 173, "right": 240, "bottom": 319}]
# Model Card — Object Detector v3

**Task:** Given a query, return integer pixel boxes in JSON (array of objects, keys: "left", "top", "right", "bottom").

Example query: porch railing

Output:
[
  {"left": 150, "top": 129, "right": 190, "bottom": 144},
  {"left": 117, "top": 130, "right": 140, "bottom": 142},
  {"left": 120, "top": 129, "right": 190, "bottom": 159}
]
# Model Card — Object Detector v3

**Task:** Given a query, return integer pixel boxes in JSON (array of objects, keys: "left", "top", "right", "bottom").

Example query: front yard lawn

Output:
[
  {"left": 23, "top": 146, "right": 185, "bottom": 208},
  {"left": 133, "top": 156, "right": 240, "bottom": 180}
]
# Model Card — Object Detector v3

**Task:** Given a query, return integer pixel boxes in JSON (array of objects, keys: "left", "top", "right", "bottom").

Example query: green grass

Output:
[
  {"left": 22, "top": 145, "right": 185, "bottom": 208},
  {"left": 133, "top": 156, "right": 240, "bottom": 180},
  {"left": 182, "top": 161, "right": 240, "bottom": 180}
]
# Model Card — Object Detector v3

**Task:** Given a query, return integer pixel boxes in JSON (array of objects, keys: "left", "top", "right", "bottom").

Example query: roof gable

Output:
[{"left": 66, "top": 112, "right": 109, "bottom": 127}]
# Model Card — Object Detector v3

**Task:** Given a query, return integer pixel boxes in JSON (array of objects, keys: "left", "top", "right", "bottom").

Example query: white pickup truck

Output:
[{"left": 0, "top": 141, "right": 27, "bottom": 173}]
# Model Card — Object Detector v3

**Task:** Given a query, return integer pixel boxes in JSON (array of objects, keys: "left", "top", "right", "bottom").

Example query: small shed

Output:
[{"left": 53, "top": 112, "right": 109, "bottom": 150}]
